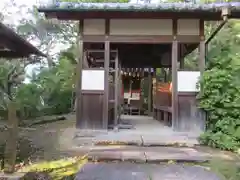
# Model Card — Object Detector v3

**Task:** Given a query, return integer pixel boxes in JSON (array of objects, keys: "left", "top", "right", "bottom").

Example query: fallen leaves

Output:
[{"left": 17, "top": 155, "right": 88, "bottom": 180}]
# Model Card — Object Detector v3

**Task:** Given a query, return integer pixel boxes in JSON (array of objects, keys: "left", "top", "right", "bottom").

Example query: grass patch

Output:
[
  {"left": 207, "top": 159, "right": 240, "bottom": 180},
  {"left": 182, "top": 159, "right": 240, "bottom": 180},
  {"left": 18, "top": 155, "right": 88, "bottom": 180}
]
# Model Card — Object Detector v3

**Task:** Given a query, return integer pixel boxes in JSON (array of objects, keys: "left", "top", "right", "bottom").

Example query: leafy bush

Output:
[
  {"left": 42, "top": 89, "right": 72, "bottom": 115},
  {"left": 15, "top": 83, "right": 44, "bottom": 120},
  {"left": 197, "top": 50, "right": 240, "bottom": 151},
  {"left": 0, "top": 58, "right": 74, "bottom": 121}
]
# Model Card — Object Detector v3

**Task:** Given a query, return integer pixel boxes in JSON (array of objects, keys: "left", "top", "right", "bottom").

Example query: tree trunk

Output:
[{"left": 46, "top": 55, "right": 54, "bottom": 68}]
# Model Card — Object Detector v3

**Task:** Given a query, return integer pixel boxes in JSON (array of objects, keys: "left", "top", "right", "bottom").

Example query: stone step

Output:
[
  {"left": 86, "top": 146, "right": 213, "bottom": 163},
  {"left": 74, "top": 132, "right": 199, "bottom": 147},
  {"left": 92, "top": 134, "right": 199, "bottom": 147}
]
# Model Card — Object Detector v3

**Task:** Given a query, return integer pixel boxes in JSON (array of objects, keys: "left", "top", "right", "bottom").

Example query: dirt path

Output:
[{"left": 0, "top": 114, "right": 79, "bottom": 164}]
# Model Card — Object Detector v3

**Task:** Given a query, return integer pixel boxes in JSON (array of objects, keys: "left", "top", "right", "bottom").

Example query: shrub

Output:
[{"left": 197, "top": 51, "right": 240, "bottom": 151}]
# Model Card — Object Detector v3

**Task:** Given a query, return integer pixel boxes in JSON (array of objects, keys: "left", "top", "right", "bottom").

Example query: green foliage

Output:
[
  {"left": 198, "top": 42, "right": 240, "bottom": 151},
  {"left": 15, "top": 84, "right": 43, "bottom": 119},
  {"left": 22, "top": 57, "right": 74, "bottom": 119},
  {"left": 0, "top": 48, "right": 75, "bottom": 120}
]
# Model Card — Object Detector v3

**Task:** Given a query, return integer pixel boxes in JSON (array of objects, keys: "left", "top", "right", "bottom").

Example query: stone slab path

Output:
[
  {"left": 75, "top": 162, "right": 222, "bottom": 180},
  {"left": 74, "top": 145, "right": 236, "bottom": 163},
  {"left": 74, "top": 115, "right": 200, "bottom": 147}
]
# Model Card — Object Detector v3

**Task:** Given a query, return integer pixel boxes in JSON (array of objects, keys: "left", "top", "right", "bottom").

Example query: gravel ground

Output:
[{"left": 0, "top": 114, "right": 77, "bottom": 163}]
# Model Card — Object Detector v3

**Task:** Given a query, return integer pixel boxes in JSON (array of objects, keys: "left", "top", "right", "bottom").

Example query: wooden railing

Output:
[{"left": 153, "top": 82, "right": 172, "bottom": 126}]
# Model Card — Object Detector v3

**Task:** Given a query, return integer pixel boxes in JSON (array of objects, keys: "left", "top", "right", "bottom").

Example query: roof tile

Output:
[{"left": 39, "top": 2, "right": 240, "bottom": 12}]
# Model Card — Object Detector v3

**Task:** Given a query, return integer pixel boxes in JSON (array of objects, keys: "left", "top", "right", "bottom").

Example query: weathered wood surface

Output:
[
  {"left": 153, "top": 89, "right": 172, "bottom": 126},
  {"left": 178, "top": 93, "right": 206, "bottom": 132},
  {"left": 77, "top": 83, "right": 115, "bottom": 129},
  {"left": 153, "top": 91, "right": 205, "bottom": 132}
]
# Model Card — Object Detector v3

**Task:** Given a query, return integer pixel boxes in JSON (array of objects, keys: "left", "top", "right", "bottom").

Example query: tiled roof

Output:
[{"left": 38, "top": 2, "right": 240, "bottom": 12}]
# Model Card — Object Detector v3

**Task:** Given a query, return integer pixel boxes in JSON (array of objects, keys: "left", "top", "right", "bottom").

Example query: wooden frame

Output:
[
  {"left": 114, "top": 51, "right": 119, "bottom": 128},
  {"left": 148, "top": 67, "right": 152, "bottom": 116},
  {"left": 103, "top": 19, "right": 110, "bottom": 129},
  {"left": 75, "top": 15, "right": 206, "bottom": 130},
  {"left": 37, "top": 3, "right": 239, "bottom": 132},
  {"left": 76, "top": 20, "right": 84, "bottom": 128},
  {"left": 82, "top": 35, "right": 201, "bottom": 43}
]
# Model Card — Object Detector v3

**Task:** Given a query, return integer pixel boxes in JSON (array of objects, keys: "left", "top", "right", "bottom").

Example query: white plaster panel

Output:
[
  {"left": 110, "top": 19, "right": 172, "bottom": 35},
  {"left": 178, "top": 71, "right": 200, "bottom": 92},
  {"left": 83, "top": 19, "right": 105, "bottom": 35},
  {"left": 82, "top": 70, "right": 105, "bottom": 90},
  {"left": 177, "top": 19, "right": 200, "bottom": 35}
]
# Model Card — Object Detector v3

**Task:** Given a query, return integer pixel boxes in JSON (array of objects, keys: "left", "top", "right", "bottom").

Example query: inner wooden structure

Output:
[{"left": 38, "top": 2, "right": 239, "bottom": 132}]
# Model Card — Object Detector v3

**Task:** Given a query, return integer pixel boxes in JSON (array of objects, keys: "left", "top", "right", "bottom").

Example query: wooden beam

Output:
[
  {"left": 172, "top": 40, "right": 178, "bottom": 130},
  {"left": 199, "top": 19, "right": 204, "bottom": 37},
  {"left": 153, "top": 68, "right": 157, "bottom": 118},
  {"left": 43, "top": 11, "right": 222, "bottom": 21},
  {"left": 114, "top": 51, "right": 119, "bottom": 129},
  {"left": 173, "top": 19, "right": 177, "bottom": 36},
  {"left": 76, "top": 20, "right": 84, "bottom": 128},
  {"left": 103, "top": 19, "right": 110, "bottom": 129},
  {"left": 0, "top": 37, "right": 19, "bottom": 52},
  {"left": 199, "top": 41, "right": 205, "bottom": 74},
  {"left": 86, "top": 49, "right": 118, "bottom": 53},
  {"left": 205, "top": 18, "right": 228, "bottom": 45},
  {"left": 82, "top": 35, "right": 201, "bottom": 43},
  {"left": 0, "top": 51, "right": 28, "bottom": 58},
  {"left": 172, "top": 19, "right": 178, "bottom": 130},
  {"left": 148, "top": 68, "right": 152, "bottom": 115},
  {"left": 118, "top": 63, "right": 122, "bottom": 107}
]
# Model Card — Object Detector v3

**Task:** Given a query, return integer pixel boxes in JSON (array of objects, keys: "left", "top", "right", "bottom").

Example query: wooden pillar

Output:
[
  {"left": 114, "top": 51, "right": 119, "bottom": 128},
  {"left": 140, "top": 68, "right": 144, "bottom": 109},
  {"left": 171, "top": 20, "right": 179, "bottom": 130},
  {"left": 148, "top": 68, "right": 152, "bottom": 116},
  {"left": 4, "top": 101, "right": 18, "bottom": 173},
  {"left": 76, "top": 20, "right": 84, "bottom": 128},
  {"left": 119, "top": 63, "right": 122, "bottom": 113},
  {"left": 172, "top": 34, "right": 178, "bottom": 130},
  {"left": 103, "top": 19, "right": 110, "bottom": 129},
  {"left": 153, "top": 68, "right": 157, "bottom": 119},
  {"left": 199, "top": 41, "right": 205, "bottom": 74}
]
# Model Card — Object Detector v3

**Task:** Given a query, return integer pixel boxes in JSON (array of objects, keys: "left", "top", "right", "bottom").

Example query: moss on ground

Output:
[{"left": 206, "top": 159, "right": 240, "bottom": 180}]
